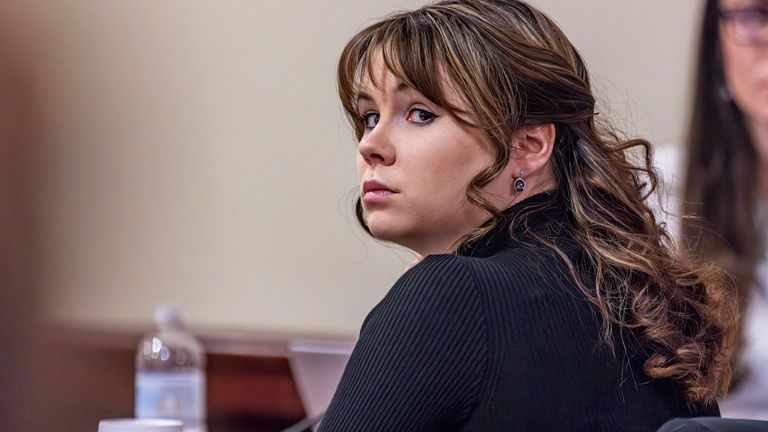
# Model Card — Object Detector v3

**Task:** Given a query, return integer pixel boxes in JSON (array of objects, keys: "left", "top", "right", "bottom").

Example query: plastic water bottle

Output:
[{"left": 135, "top": 305, "right": 207, "bottom": 432}]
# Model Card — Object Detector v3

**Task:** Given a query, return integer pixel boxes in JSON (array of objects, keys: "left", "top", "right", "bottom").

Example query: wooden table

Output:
[{"left": 38, "top": 325, "right": 351, "bottom": 432}]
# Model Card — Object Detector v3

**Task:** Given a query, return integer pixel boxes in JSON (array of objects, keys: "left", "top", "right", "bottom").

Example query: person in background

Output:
[
  {"left": 318, "top": 1, "right": 738, "bottom": 430},
  {"left": 682, "top": 0, "right": 768, "bottom": 420}
]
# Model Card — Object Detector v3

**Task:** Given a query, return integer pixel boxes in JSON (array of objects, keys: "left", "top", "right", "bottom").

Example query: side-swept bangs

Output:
[{"left": 337, "top": 9, "right": 514, "bottom": 151}]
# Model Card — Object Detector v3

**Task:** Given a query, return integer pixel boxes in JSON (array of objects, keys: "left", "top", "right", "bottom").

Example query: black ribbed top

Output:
[{"left": 318, "top": 193, "right": 718, "bottom": 431}]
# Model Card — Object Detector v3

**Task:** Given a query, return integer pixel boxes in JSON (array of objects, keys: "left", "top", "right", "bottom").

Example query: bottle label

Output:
[{"left": 135, "top": 370, "right": 205, "bottom": 422}]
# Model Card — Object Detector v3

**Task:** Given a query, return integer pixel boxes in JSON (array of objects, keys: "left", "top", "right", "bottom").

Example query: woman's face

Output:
[
  {"left": 720, "top": 0, "right": 768, "bottom": 128},
  {"left": 355, "top": 60, "right": 514, "bottom": 256}
]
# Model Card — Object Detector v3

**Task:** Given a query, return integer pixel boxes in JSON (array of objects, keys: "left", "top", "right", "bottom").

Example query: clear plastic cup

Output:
[{"left": 98, "top": 418, "right": 183, "bottom": 432}]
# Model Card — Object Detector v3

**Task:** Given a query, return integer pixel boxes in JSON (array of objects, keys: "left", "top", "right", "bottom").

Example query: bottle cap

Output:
[{"left": 154, "top": 304, "right": 183, "bottom": 331}]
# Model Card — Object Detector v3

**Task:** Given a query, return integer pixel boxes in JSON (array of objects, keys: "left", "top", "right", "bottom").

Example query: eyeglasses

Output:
[{"left": 719, "top": 5, "right": 768, "bottom": 45}]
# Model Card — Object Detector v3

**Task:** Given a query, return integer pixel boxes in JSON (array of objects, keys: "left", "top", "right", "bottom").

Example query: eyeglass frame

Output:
[{"left": 718, "top": 4, "right": 768, "bottom": 45}]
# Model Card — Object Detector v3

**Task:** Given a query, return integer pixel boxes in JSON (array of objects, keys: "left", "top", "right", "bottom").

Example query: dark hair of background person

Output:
[
  {"left": 681, "top": 0, "right": 764, "bottom": 386},
  {"left": 339, "top": 0, "right": 737, "bottom": 404}
]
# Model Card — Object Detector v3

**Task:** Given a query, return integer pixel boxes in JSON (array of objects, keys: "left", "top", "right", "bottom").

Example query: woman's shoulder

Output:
[
  {"left": 391, "top": 245, "right": 589, "bottom": 321},
  {"left": 383, "top": 253, "right": 480, "bottom": 309},
  {"left": 460, "top": 240, "right": 583, "bottom": 294},
  {"left": 379, "top": 240, "right": 593, "bottom": 314},
  {"left": 398, "top": 248, "right": 563, "bottom": 299}
]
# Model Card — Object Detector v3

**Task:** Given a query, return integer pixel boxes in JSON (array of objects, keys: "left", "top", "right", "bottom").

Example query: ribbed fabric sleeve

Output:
[{"left": 317, "top": 254, "right": 488, "bottom": 432}]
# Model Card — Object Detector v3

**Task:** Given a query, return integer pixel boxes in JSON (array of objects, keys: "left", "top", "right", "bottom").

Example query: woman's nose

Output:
[{"left": 357, "top": 125, "right": 395, "bottom": 166}]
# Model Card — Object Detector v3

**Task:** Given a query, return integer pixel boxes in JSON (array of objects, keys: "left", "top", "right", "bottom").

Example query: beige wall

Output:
[{"left": 0, "top": 1, "right": 702, "bottom": 337}]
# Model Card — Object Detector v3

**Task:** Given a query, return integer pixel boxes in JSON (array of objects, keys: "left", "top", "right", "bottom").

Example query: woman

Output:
[
  {"left": 320, "top": 1, "right": 737, "bottom": 430},
  {"left": 683, "top": 0, "right": 768, "bottom": 420}
]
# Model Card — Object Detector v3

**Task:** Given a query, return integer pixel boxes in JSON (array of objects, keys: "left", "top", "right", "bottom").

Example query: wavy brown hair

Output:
[
  {"left": 682, "top": 0, "right": 763, "bottom": 387},
  {"left": 338, "top": 0, "right": 736, "bottom": 404}
]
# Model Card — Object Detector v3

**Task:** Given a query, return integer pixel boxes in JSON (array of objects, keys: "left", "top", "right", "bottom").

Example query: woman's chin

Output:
[
  {"left": 368, "top": 225, "right": 403, "bottom": 244},
  {"left": 366, "top": 219, "right": 410, "bottom": 246}
]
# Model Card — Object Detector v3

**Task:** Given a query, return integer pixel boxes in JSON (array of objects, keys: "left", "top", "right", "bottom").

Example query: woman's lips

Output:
[{"left": 362, "top": 179, "right": 397, "bottom": 202}]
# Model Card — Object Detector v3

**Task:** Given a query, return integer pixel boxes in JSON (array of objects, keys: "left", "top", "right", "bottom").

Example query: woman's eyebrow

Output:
[
  {"left": 357, "top": 91, "right": 374, "bottom": 103},
  {"left": 357, "top": 82, "right": 413, "bottom": 104}
]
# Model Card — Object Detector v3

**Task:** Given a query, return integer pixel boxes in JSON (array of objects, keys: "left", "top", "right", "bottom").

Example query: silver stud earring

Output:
[{"left": 514, "top": 169, "right": 526, "bottom": 192}]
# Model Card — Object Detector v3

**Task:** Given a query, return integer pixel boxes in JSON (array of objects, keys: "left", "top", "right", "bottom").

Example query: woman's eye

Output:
[
  {"left": 360, "top": 112, "right": 380, "bottom": 129},
  {"left": 740, "top": 7, "right": 768, "bottom": 21},
  {"left": 732, "top": 6, "right": 768, "bottom": 27},
  {"left": 406, "top": 108, "right": 437, "bottom": 125}
]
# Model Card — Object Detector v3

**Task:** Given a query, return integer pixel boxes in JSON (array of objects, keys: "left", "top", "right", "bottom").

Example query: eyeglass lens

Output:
[{"left": 721, "top": 4, "right": 768, "bottom": 44}]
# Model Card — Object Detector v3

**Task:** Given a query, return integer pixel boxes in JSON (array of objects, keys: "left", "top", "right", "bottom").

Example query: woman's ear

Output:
[
  {"left": 510, "top": 124, "right": 556, "bottom": 171},
  {"left": 484, "top": 123, "right": 556, "bottom": 209},
  {"left": 504, "top": 124, "right": 557, "bottom": 196}
]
